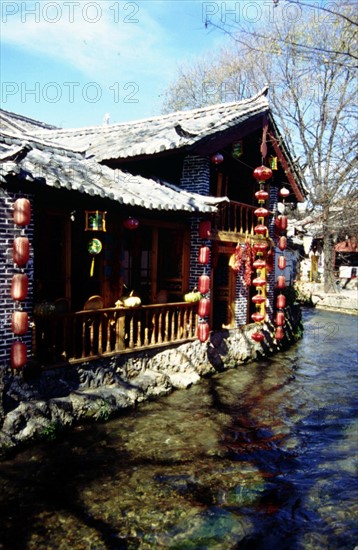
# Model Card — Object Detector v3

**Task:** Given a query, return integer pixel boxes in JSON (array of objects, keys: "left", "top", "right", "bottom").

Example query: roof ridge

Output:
[
  {"left": 0, "top": 108, "right": 58, "bottom": 130},
  {"left": 0, "top": 131, "right": 83, "bottom": 158},
  {"left": 30, "top": 86, "right": 270, "bottom": 135}
]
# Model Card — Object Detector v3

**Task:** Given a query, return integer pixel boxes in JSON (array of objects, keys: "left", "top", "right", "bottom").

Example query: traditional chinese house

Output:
[{"left": 0, "top": 88, "right": 305, "bottom": 370}]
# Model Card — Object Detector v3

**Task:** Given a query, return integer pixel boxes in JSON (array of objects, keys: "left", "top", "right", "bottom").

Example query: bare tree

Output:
[{"left": 164, "top": 1, "right": 357, "bottom": 292}]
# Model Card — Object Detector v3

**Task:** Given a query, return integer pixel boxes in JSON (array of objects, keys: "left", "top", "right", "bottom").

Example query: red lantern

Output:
[
  {"left": 13, "top": 237, "right": 30, "bottom": 267},
  {"left": 199, "top": 220, "right": 211, "bottom": 239},
  {"left": 275, "top": 311, "right": 285, "bottom": 326},
  {"left": 278, "top": 255, "right": 287, "bottom": 270},
  {"left": 253, "top": 259, "right": 266, "bottom": 269},
  {"left": 276, "top": 294, "right": 286, "bottom": 309},
  {"left": 198, "top": 274, "right": 210, "bottom": 294},
  {"left": 277, "top": 275, "right": 286, "bottom": 289},
  {"left": 253, "top": 165, "right": 272, "bottom": 181},
  {"left": 253, "top": 242, "right": 269, "bottom": 253},
  {"left": 13, "top": 198, "right": 31, "bottom": 226},
  {"left": 11, "top": 311, "right": 29, "bottom": 335},
  {"left": 253, "top": 277, "right": 266, "bottom": 287},
  {"left": 254, "top": 224, "right": 267, "bottom": 236},
  {"left": 252, "top": 312, "right": 265, "bottom": 323},
  {"left": 255, "top": 189, "right": 269, "bottom": 201},
  {"left": 198, "top": 246, "right": 210, "bottom": 265},
  {"left": 197, "top": 322, "right": 210, "bottom": 342},
  {"left": 254, "top": 207, "right": 269, "bottom": 218},
  {"left": 123, "top": 217, "right": 139, "bottom": 230},
  {"left": 251, "top": 331, "right": 264, "bottom": 342},
  {"left": 11, "top": 341, "right": 27, "bottom": 369},
  {"left": 275, "top": 326, "right": 284, "bottom": 340},
  {"left": 279, "top": 187, "right": 290, "bottom": 198},
  {"left": 275, "top": 215, "right": 288, "bottom": 231},
  {"left": 210, "top": 153, "right": 224, "bottom": 165},
  {"left": 252, "top": 294, "right": 266, "bottom": 305},
  {"left": 198, "top": 298, "right": 210, "bottom": 317},
  {"left": 278, "top": 236, "right": 287, "bottom": 251},
  {"left": 11, "top": 274, "right": 28, "bottom": 301}
]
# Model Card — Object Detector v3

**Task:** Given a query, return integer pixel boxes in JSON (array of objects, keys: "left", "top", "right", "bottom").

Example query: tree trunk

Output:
[{"left": 323, "top": 232, "right": 337, "bottom": 293}]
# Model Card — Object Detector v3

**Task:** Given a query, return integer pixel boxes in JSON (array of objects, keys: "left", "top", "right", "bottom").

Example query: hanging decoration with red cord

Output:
[
  {"left": 250, "top": 155, "right": 272, "bottom": 343},
  {"left": 11, "top": 196, "right": 32, "bottom": 370},
  {"left": 197, "top": 217, "right": 212, "bottom": 343}
]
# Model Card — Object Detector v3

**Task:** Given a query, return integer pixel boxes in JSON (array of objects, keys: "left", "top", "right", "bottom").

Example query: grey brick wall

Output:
[
  {"left": 180, "top": 155, "right": 212, "bottom": 294},
  {"left": 235, "top": 268, "right": 249, "bottom": 326}
]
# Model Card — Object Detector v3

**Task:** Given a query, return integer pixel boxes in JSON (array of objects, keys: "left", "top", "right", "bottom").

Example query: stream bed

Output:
[{"left": 0, "top": 308, "right": 357, "bottom": 549}]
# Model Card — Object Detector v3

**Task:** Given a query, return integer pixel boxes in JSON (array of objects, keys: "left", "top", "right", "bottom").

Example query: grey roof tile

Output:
[{"left": 0, "top": 134, "right": 227, "bottom": 213}]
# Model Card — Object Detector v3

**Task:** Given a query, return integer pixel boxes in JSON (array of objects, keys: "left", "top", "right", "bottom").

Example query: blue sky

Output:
[
  {"left": 1, "top": 1, "right": 332, "bottom": 128},
  {"left": 1, "top": 1, "right": 232, "bottom": 127}
]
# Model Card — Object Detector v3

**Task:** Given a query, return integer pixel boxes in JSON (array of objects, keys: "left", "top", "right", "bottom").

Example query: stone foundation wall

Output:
[{"left": 0, "top": 304, "right": 302, "bottom": 456}]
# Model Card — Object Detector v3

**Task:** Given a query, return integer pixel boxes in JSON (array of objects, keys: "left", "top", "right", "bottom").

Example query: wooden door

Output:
[{"left": 211, "top": 253, "right": 236, "bottom": 329}]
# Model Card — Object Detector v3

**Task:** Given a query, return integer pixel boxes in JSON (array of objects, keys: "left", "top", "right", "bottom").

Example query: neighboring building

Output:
[
  {"left": 335, "top": 238, "right": 358, "bottom": 279},
  {"left": 0, "top": 87, "right": 305, "bottom": 370}
]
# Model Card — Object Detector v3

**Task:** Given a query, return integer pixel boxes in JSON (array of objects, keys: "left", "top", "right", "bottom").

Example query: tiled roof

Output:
[
  {"left": 0, "top": 134, "right": 227, "bottom": 213},
  {"left": 18, "top": 87, "right": 270, "bottom": 162}
]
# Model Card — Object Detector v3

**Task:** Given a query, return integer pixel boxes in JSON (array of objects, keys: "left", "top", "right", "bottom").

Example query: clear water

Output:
[{"left": 0, "top": 309, "right": 357, "bottom": 549}]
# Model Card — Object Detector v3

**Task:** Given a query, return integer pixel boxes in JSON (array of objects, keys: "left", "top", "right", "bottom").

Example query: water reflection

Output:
[{"left": 0, "top": 309, "right": 357, "bottom": 549}]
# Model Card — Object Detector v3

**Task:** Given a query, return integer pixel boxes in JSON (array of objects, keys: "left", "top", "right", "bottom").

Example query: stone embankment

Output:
[
  {"left": 296, "top": 281, "right": 358, "bottom": 315},
  {"left": 0, "top": 305, "right": 302, "bottom": 457}
]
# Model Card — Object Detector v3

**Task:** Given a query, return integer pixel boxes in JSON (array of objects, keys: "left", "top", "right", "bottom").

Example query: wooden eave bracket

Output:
[{"left": 267, "top": 130, "right": 305, "bottom": 202}]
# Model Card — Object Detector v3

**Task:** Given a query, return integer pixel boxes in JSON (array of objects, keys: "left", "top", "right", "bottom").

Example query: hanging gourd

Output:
[
  {"left": 11, "top": 274, "right": 28, "bottom": 301},
  {"left": 252, "top": 294, "right": 266, "bottom": 305},
  {"left": 255, "top": 189, "right": 269, "bottom": 201},
  {"left": 254, "top": 207, "right": 269, "bottom": 218},
  {"left": 279, "top": 187, "right": 290, "bottom": 199},
  {"left": 13, "top": 237, "right": 30, "bottom": 267},
  {"left": 276, "top": 294, "right": 286, "bottom": 309},
  {"left": 278, "top": 236, "right": 287, "bottom": 251},
  {"left": 198, "top": 274, "right": 210, "bottom": 294},
  {"left": 277, "top": 275, "right": 286, "bottom": 289},
  {"left": 11, "top": 311, "right": 28, "bottom": 335},
  {"left": 198, "top": 246, "right": 210, "bottom": 265},
  {"left": 253, "top": 165, "right": 272, "bottom": 182},
  {"left": 278, "top": 255, "right": 287, "bottom": 270},
  {"left": 87, "top": 238, "right": 102, "bottom": 277},
  {"left": 198, "top": 297, "right": 210, "bottom": 317},
  {"left": 254, "top": 224, "right": 267, "bottom": 236},
  {"left": 210, "top": 153, "right": 224, "bottom": 165},
  {"left": 253, "top": 242, "right": 269, "bottom": 253},
  {"left": 251, "top": 312, "right": 265, "bottom": 323},
  {"left": 197, "top": 322, "right": 210, "bottom": 343},
  {"left": 275, "top": 326, "right": 284, "bottom": 340},
  {"left": 199, "top": 220, "right": 211, "bottom": 239},
  {"left": 253, "top": 258, "right": 266, "bottom": 270},
  {"left": 275, "top": 311, "right": 285, "bottom": 326},
  {"left": 251, "top": 331, "right": 264, "bottom": 342},
  {"left": 123, "top": 217, "right": 139, "bottom": 230},
  {"left": 253, "top": 277, "right": 266, "bottom": 287},
  {"left": 13, "top": 198, "right": 31, "bottom": 226},
  {"left": 11, "top": 341, "right": 27, "bottom": 369},
  {"left": 275, "top": 215, "right": 288, "bottom": 231}
]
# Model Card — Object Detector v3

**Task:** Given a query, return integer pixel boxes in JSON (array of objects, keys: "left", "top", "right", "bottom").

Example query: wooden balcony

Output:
[
  {"left": 211, "top": 201, "right": 257, "bottom": 241},
  {"left": 34, "top": 302, "right": 198, "bottom": 367}
]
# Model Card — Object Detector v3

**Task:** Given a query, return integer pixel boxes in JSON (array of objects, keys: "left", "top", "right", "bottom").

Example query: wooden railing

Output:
[
  {"left": 212, "top": 201, "right": 257, "bottom": 236},
  {"left": 34, "top": 302, "right": 198, "bottom": 366}
]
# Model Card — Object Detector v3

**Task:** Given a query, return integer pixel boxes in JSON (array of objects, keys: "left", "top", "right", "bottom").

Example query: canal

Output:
[{"left": 0, "top": 308, "right": 357, "bottom": 549}]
